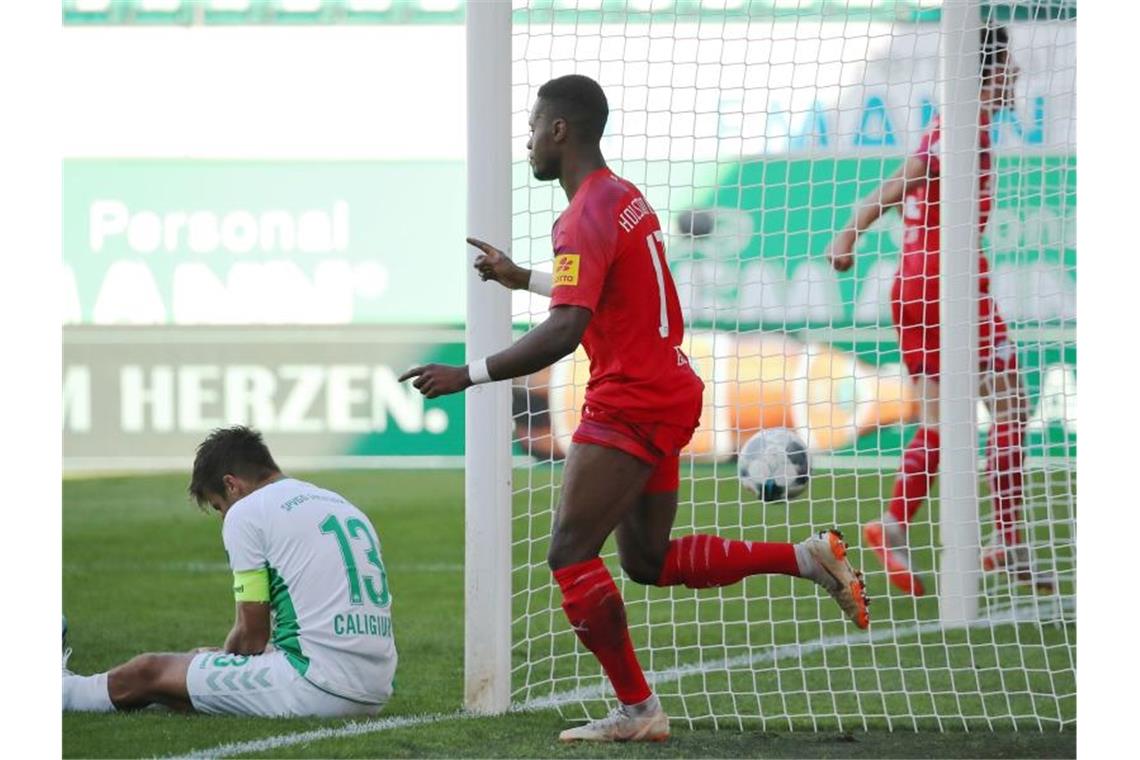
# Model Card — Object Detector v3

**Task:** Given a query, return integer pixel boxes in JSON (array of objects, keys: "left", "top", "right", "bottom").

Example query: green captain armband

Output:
[{"left": 232, "top": 568, "right": 270, "bottom": 603}]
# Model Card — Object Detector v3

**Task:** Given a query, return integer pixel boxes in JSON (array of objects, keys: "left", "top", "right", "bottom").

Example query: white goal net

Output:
[{"left": 504, "top": 0, "right": 1074, "bottom": 731}]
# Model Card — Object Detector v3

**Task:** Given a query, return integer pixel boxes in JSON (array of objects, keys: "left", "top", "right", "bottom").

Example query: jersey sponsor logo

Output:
[{"left": 553, "top": 254, "right": 580, "bottom": 286}]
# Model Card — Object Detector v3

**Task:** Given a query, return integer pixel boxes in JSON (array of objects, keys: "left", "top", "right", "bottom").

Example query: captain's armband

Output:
[{"left": 232, "top": 568, "right": 270, "bottom": 603}]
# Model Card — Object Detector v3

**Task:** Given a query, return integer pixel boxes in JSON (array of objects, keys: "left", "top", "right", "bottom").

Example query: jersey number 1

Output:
[
  {"left": 645, "top": 230, "right": 670, "bottom": 338},
  {"left": 320, "top": 515, "right": 392, "bottom": 608}
]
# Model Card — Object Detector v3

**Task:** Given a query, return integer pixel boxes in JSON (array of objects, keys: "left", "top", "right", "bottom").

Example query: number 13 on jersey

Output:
[{"left": 320, "top": 514, "right": 392, "bottom": 608}]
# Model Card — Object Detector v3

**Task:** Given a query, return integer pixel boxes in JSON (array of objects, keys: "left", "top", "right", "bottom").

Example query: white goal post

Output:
[
  {"left": 464, "top": 0, "right": 513, "bottom": 715},
  {"left": 467, "top": 0, "right": 1075, "bottom": 730},
  {"left": 937, "top": 0, "right": 983, "bottom": 627}
]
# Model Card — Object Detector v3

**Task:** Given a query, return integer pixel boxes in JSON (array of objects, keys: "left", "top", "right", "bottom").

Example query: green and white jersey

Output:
[{"left": 223, "top": 478, "right": 397, "bottom": 705}]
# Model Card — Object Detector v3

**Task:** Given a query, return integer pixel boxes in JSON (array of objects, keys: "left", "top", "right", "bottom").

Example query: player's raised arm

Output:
[
  {"left": 399, "top": 304, "right": 591, "bottom": 399},
  {"left": 826, "top": 154, "right": 929, "bottom": 272}
]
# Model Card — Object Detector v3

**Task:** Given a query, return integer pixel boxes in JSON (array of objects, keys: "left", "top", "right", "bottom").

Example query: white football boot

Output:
[
  {"left": 558, "top": 694, "right": 670, "bottom": 743},
  {"left": 796, "top": 529, "right": 871, "bottom": 629}
]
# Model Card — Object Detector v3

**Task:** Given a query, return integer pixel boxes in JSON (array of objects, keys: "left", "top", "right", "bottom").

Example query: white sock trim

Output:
[
  {"left": 793, "top": 542, "right": 815, "bottom": 578},
  {"left": 63, "top": 672, "right": 114, "bottom": 712}
]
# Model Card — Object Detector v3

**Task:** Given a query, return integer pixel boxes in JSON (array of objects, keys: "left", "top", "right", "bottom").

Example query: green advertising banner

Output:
[
  {"left": 62, "top": 155, "right": 1075, "bottom": 469},
  {"left": 671, "top": 155, "right": 1076, "bottom": 331},
  {"left": 64, "top": 160, "right": 466, "bottom": 326},
  {"left": 63, "top": 326, "right": 465, "bottom": 471}
]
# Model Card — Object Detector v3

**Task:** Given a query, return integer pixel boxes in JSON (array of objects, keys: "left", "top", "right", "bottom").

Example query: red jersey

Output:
[
  {"left": 900, "top": 113, "right": 994, "bottom": 279},
  {"left": 549, "top": 168, "right": 704, "bottom": 425}
]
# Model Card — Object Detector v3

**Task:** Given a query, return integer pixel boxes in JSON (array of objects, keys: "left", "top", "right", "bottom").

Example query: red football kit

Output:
[
  {"left": 550, "top": 167, "right": 705, "bottom": 492},
  {"left": 892, "top": 112, "right": 1014, "bottom": 378}
]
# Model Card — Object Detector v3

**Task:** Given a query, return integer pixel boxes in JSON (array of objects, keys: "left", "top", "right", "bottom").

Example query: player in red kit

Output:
[
  {"left": 826, "top": 25, "right": 1053, "bottom": 597},
  {"left": 401, "top": 75, "right": 868, "bottom": 742}
]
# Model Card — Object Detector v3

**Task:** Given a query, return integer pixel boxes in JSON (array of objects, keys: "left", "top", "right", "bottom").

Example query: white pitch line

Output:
[
  {"left": 518, "top": 597, "right": 1074, "bottom": 709},
  {"left": 170, "top": 712, "right": 470, "bottom": 759},
  {"left": 171, "top": 598, "right": 1073, "bottom": 759}
]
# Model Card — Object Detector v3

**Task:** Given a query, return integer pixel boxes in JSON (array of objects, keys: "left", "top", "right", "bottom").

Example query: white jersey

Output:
[{"left": 222, "top": 478, "right": 397, "bottom": 705}]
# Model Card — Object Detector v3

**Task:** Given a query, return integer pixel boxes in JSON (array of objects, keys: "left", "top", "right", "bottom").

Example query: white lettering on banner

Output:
[
  {"left": 178, "top": 365, "right": 223, "bottom": 431},
  {"left": 224, "top": 366, "right": 278, "bottom": 430},
  {"left": 92, "top": 261, "right": 168, "bottom": 324},
  {"left": 89, "top": 200, "right": 128, "bottom": 251},
  {"left": 87, "top": 200, "right": 350, "bottom": 255},
  {"left": 120, "top": 366, "right": 175, "bottom": 432},
  {"left": 278, "top": 366, "right": 325, "bottom": 433},
  {"left": 63, "top": 366, "right": 92, "bottom": 433},
  {"left": 170, "top": 260, "right": 376, "bottom": 325},
  {"left": 107, "top": 365, "right": 446, "bottom": 435},
  {"left": 126, "top": 211, "right": 162, "bottom": 253},
  {"left": 326, "top": 366, "right": 372, "bottom": 433},
  {"left": 371, "top": 367, "right": 425, "bottom": 434}
]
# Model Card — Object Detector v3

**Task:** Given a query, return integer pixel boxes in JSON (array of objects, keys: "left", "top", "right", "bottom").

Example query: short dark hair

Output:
[
  {"left": 537, "top": 74, "right": 609, "bottom": 143},
  {"left": 188, "top": 426, "right": 280, "bottom": 508},
  {"left": 981, "top": 23, "right": 1009, "bottom": 75}
]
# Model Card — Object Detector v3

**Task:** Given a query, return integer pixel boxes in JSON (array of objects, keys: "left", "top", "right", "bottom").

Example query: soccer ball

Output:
[{"left": 738, "top": 428, "right": 811, "bottom": 502}]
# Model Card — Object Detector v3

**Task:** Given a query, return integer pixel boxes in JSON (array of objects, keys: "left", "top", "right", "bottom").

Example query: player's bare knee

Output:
[
  {"left": 547, "top": 520, "right": 607, "bottom": 570},
  {"left": 619, "top": 554, "right": 663, "bottom": 586},
  {"left": 547, "top": 542, "right": 599, "bottom": 572},
  {"left": 108, "top": 653, "right": 162, "bottom": 706}
]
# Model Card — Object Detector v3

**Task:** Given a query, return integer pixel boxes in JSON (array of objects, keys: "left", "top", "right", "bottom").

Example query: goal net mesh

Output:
[{"left": 506, "top": 0, "right": 1074, "bottom": 731}]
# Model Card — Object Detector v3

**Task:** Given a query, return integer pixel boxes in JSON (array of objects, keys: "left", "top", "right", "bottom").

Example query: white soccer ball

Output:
[{"left": 738, "top": 427, "right": 811, "bottom": 502}]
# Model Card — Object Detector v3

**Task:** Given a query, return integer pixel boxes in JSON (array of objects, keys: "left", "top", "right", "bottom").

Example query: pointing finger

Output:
[
  {"left": 466, "top": 237, "right": 493, "bottom": 254},
  {"left": 398, "top": 366, "right": 425, "bottom": 383}
]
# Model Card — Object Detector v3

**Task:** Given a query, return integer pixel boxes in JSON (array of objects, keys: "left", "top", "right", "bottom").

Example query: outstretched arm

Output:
[
  {"left": 399, "top": 305, "right": 592, "bottom": 399},
  {"left": 826, "top": 154, "right": 930, "bottom": 272}
]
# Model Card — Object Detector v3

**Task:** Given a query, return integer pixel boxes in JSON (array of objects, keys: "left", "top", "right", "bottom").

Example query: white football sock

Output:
[
  {"left": 793, "top": 541, "right": 815, "bottom": 578},
  {"left": 63, "top": 672, "right": 115, "bottom": 712}
]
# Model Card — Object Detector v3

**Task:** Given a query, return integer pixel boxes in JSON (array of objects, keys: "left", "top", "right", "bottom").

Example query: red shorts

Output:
[
  {"left": 891, "top": 273, "right": 1016, "bottom": 378},
  {"left": 571, "top": 405, "right": 698, "bottom": 494}
]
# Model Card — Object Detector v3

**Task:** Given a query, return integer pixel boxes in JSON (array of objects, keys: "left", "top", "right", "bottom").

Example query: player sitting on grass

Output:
[
  {"left": 825, "top": 23, "right": 1054, "bottom": 596},
  {"left": 63, "top": 426, "right": 397, "bottom": 717},
  {"left": 400, "top": 74, "right": 869, "bottom": 743}
]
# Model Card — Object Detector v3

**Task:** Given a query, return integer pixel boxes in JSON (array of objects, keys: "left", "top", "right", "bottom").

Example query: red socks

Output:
[
  {"left": 656, "top": 535, "right": 800, "bottom": 589},
  {"left": 888, "top": 426, "right": 940, "bottom": 525},
  {"left": 987, "top": 420, "right": 1025, "bottom": 547},
  {"left": 553, "top": 558, "right": 651, "bottom": 706}
]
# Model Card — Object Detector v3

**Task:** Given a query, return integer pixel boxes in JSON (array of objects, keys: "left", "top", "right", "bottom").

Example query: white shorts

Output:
[{"left": 186, "top": 650, "right": 386, "bottom": 718}]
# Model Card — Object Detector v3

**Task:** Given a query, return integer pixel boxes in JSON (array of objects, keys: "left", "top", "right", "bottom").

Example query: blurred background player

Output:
[
  {"left": 401, "top": 74, "right": 869, "bottom": 742},
  {"left": 826, "top": 24, "right": 1053, "bottom": 596},
  {"left": 63, "top": 426, "right": 397, "bottom": 717}
]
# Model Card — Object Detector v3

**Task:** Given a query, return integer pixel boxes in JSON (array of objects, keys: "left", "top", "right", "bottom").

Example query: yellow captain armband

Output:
[{"left": 232, "top": 568, "right": 270, "bottom": 603}]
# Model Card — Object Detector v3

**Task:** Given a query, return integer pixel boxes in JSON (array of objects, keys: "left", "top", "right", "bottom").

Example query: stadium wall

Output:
[{"left": 61, "top": 21, "right": 1075, "bottom": 472}]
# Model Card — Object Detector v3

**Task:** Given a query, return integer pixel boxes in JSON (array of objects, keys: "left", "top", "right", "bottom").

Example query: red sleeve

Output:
[
  {"left": 549, "top": 204, "right": 617, "bottom": 313},
  {"left": 915, "top": 121, "right": 941, "bottom": 175}
]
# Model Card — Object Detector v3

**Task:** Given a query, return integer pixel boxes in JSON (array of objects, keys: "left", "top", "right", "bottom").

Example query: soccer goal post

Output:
[
  {"left": 464, "top": 0, "right": 513, "bottom": 715},
  {"left": 937, "top": 0, "right": 984, "bottom": 627},
  {"left": 469, "top": 0, "right": 1075, "bottom": 731}
]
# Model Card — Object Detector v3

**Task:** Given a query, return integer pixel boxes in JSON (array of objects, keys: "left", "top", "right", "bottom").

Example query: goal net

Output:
[{"left": 504, "top": 0, "right": 1074, "bottom": 731}]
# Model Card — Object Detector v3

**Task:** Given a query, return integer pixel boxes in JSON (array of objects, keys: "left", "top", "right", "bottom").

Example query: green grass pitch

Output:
[{"left": 63, "top": 468, "right": 1075, "bottom": 758}]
